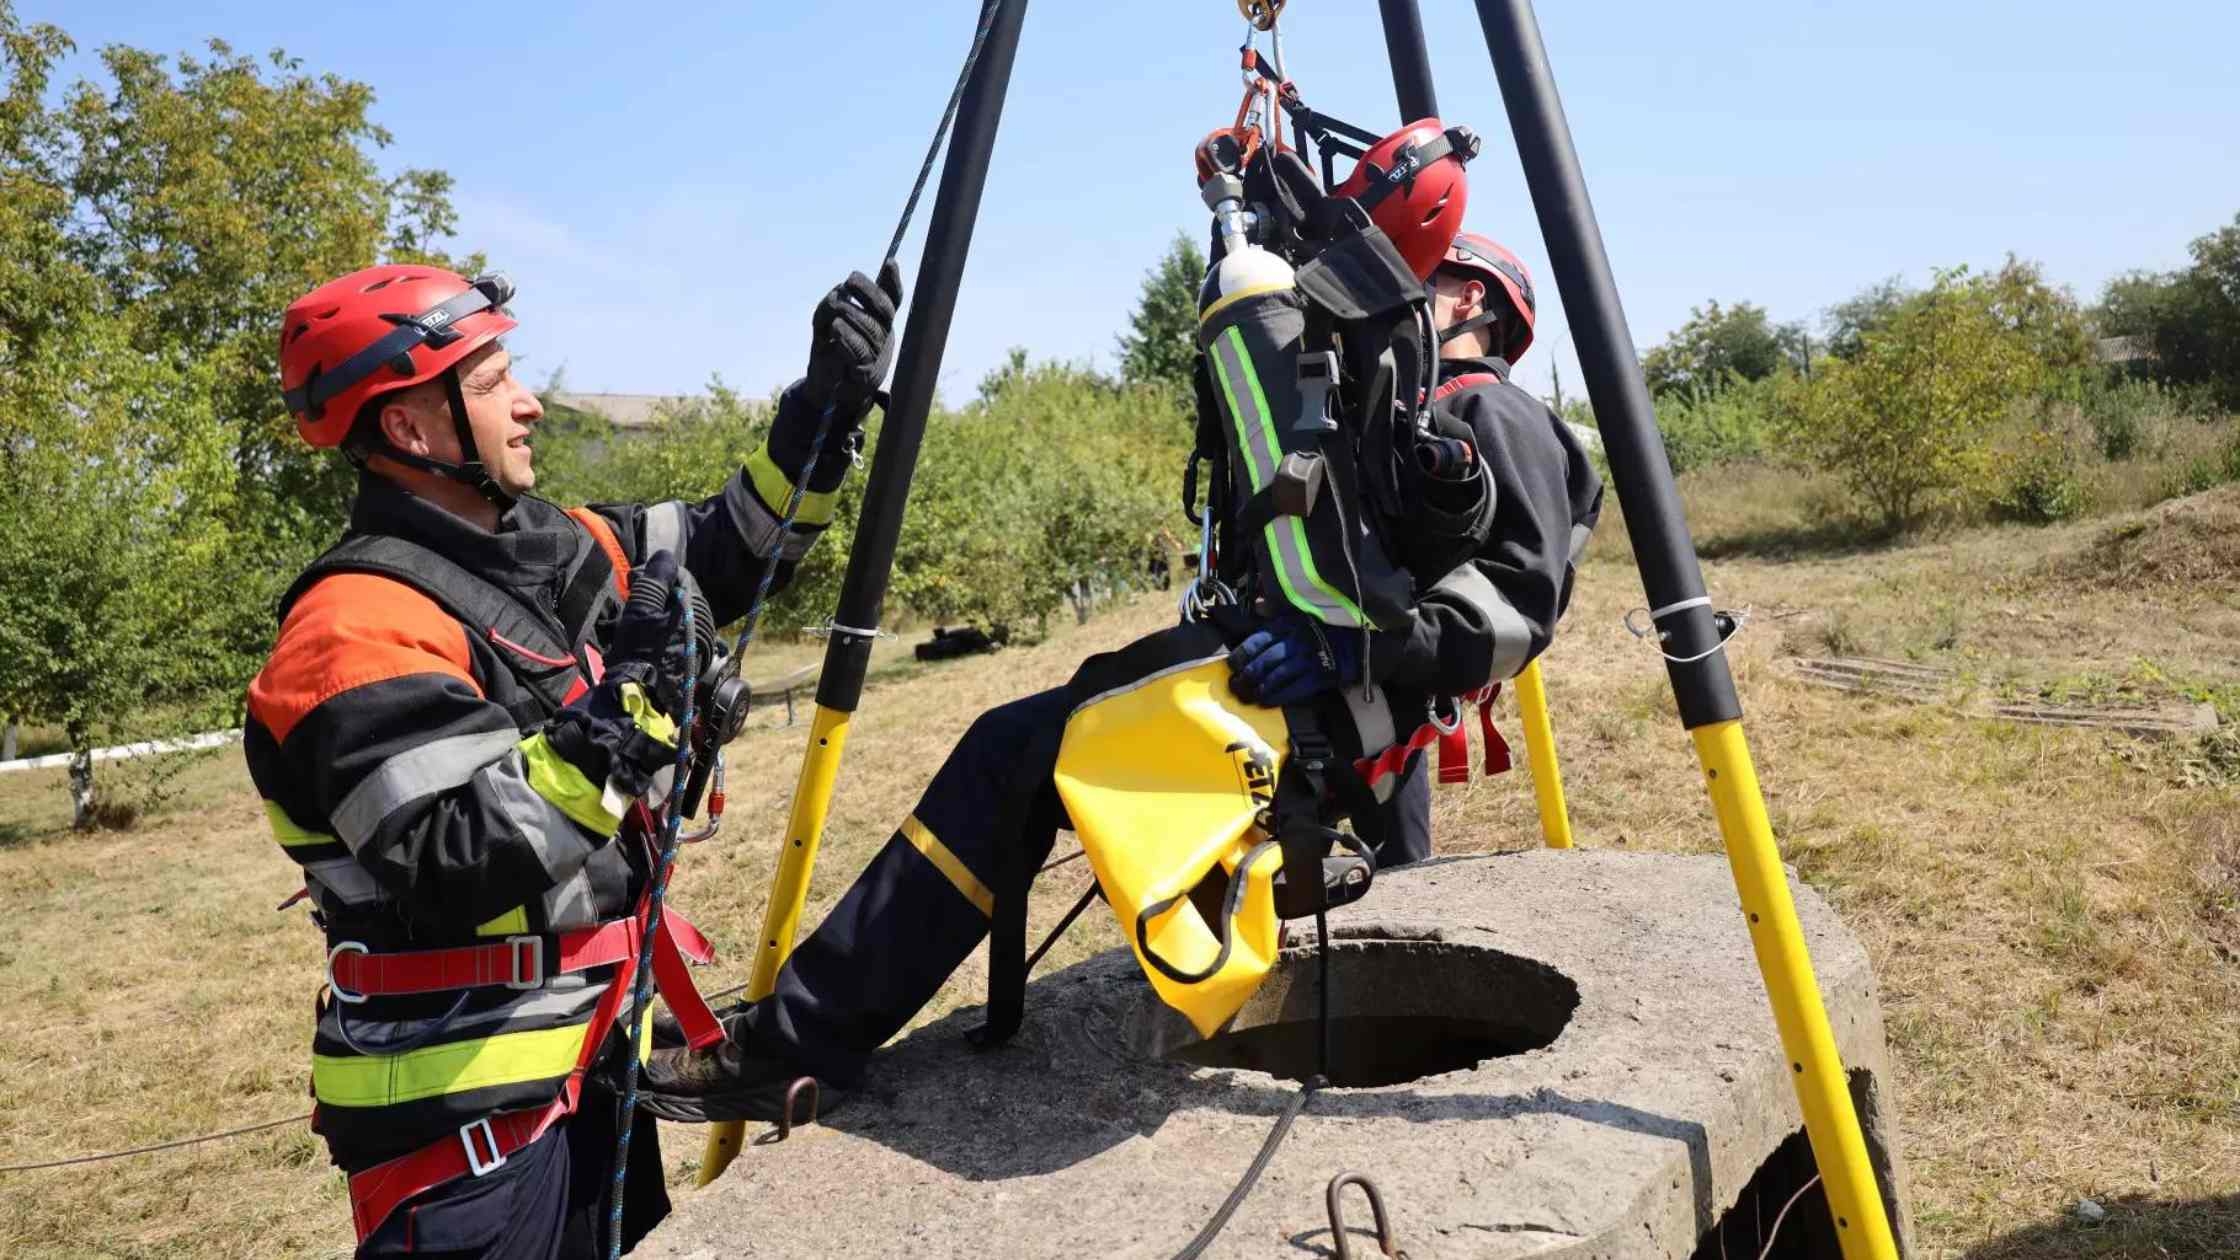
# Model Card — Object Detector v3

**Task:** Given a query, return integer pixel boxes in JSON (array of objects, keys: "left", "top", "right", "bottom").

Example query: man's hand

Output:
[
  {"left": 541, "top": 550, "right": 705, "bottom": 803},
  {"left": 780, "top": 261, "right": 906, "bottom": 492},
  {"left": 605, "top": 550, "right": 701, "bottom": 717},
  {"left": 1228, "top": 616, "right": 1362, "bottom": 707}
]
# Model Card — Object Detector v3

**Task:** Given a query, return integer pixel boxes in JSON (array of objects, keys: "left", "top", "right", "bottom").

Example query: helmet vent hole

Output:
[
  {"left": 286, "top": 322, "right": 310, "bottom": 344},
  {"left": 317, "top": 307, "right": 340, "bottom": 320},
  {"left": 362, "top": 277, "right": 393, "bottom": 292}
]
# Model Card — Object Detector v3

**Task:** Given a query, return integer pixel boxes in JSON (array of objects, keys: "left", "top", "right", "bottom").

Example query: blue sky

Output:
[{"left": 42, "top": 1, "right": 2240, "bottom": 404}]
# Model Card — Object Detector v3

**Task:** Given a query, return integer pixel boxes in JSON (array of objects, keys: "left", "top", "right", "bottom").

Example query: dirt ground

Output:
[{"left": 2, "top": 484, "right": 2235, "bottom": 1258}]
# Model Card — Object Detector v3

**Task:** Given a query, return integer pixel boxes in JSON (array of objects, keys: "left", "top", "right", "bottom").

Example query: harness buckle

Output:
[
  {"left": 505, "top": 935, "right": 545, "bottom": 990},
  {"left": 326, "top": 941, "right": 370, "bottom": 1005},
  {"left": 459, "top": 1117, "right": 507, "bottom": 1177}
]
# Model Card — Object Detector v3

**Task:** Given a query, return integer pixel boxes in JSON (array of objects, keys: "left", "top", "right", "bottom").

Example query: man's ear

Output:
[
  {"left": 378, "top": 395, "right": 434, "bottom": 457},
  {"left": 1456, "top": 278, "right": 1487, "bottom": 325}
]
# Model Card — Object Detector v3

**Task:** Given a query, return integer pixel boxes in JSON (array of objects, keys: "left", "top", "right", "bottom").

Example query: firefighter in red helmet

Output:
[{"left": 250, "top": 259, "right": 902, "bottom": 1256}]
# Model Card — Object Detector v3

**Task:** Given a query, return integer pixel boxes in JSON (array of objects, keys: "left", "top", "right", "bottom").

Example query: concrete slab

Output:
[{"left": 642, "top": 850, "right": 1909, "bottom": 1259}]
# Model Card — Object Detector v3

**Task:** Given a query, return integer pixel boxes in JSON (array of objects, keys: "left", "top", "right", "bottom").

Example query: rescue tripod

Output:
[{"left": 685, "top": 2, "right": 1901, "bottom": 1258}]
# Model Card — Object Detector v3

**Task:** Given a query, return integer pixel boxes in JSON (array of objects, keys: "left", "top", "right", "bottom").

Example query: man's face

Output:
[{"left": 383, "top": 343, "right": 544, "bottom": 495}]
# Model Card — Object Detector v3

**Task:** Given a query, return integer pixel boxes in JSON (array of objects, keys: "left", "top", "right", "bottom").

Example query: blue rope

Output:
[
  {"left": 604, "top": 6, "right": 1010, "bottom": 1252},
  {"left": 607, "top": 584, "right": 698, "bottom": 1260}
]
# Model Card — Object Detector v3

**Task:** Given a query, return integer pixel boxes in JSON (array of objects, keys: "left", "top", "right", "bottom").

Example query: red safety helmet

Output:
[
  {"left": 1334, "top": 117, "right": 1476, "bottom": 281},
  {"left": 1437, "top": 232, "right": 1537, "bottom": 363},
  {"left": 279, "top": 264, "right": 518, "bottom": 448}
]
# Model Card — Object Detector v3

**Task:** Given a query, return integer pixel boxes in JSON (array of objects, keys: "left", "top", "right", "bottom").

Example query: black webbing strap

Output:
[{"left": 967, "top": 719, "right": 1067, "bottom": 1049}]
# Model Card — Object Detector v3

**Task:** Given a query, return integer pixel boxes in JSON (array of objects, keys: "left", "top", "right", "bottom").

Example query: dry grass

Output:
[{"left": 3, "top": 492, "right": 2237, "bottom": 1257}]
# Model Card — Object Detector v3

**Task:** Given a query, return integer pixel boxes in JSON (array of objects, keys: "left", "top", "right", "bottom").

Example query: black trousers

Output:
[
  {"left": 356, "top": 1079, "right": 669, "bottom": 1259},
  {"left": 742, "top": 687, "right": 1432, "bottom": 1079}
]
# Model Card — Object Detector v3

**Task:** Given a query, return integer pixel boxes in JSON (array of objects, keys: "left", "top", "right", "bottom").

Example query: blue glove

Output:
[{"left": 1228, "top": 617, "right": 1362, "bottom": 707}]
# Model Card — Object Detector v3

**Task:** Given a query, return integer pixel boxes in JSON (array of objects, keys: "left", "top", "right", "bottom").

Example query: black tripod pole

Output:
[
  {"left": 1469, "top": 4, "right": 1901, "bottom": 1256},
  {"left": 1377, "top": 0, "right": 1441, "bottom": 121},
  {"left": 700, "top": 0, "right": 1031, "bottom": 1185}
]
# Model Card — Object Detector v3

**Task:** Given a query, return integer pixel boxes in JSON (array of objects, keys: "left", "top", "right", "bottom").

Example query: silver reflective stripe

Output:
[
  {"left": 1436, "top": 565, "right": 1533, "bottom": 681},
  {"left": 334, "top": 727, "right": 520, "bottom": 852},
  {"left": 317, "top": 979, "right": 608, "bottom": 1046},
  {"left": 538, "top": 869, "right": 599, "bottom": 931},
  {"left": 1568, "top": 521, "right": 1594, "bottom": 565},
  {"left": 723, "top": 468, "right": 816, "bottom": 562},
  {"left": 644, "top": 500, "right": 689, "bottom": 561},
  {"left": 1341, "top": 682, "right": 1400, "bottom": 805},
  {"left": 305, "top": 857, "right": 384, "bottom": 906},
  {"left": 475, "top": 747, "right": 599, "bottom": 881},
  {"left": 1207, "top": 327, "right": 1367, "bottom": 628}
]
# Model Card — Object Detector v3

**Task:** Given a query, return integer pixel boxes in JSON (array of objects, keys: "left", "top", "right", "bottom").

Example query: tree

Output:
[
  {"left": 1983, "top": 254, "right": 2093, "bottom": 379},
  {"left": 1779, "top": 268, "right": 2040, "bottom": 531},
  {"left": 1116, "top": 231, "right": 1206, "bottom": 398},
  {"left": 1822, "top": 276, "right": 1914, "bottom": 361},
  {"left": 2098, "top": 213, "right": 2240, "bottom": 410},
  {"left": 0, "top": 5, "right": 472, "bottom": 822},
  {"left": 1639, "top": 299, "right": 1800, "bottom": 397},
  {"left": 0, "top": 310, "right": 239, "bottom": 827}
]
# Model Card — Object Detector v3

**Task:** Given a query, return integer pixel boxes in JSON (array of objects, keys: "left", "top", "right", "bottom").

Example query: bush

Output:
[
  {"left": 2079, "top": 377, "right": 2166, "bottom": 461},
  {"left": 1778, "top": 267, "right": 2041, "bottom": 531},
  {"left": 1655, "top": 372, "right": 1783, "bottom": 474},
  {"left": 1990, "top": 431, "right": 2090, "bottom": 524},
  {"left": 2167, "top": 431, "right": 2240, "bottom": 498}
]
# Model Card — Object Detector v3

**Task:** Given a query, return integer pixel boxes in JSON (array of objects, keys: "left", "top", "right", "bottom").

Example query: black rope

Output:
[
  {"left": 1166, "top": 917, "right": 1335, "bottom": 1260},
  {"left": 886, "top": 0, "right": 1007, "bottom": 268},
  {"left": 716, "top": 0, "right": 1008, "bottom": 691}
]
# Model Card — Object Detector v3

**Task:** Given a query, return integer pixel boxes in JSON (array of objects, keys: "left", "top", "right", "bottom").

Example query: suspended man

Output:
[{"left": 639, "top": 115, "right": 1603, "bottom": 1123}]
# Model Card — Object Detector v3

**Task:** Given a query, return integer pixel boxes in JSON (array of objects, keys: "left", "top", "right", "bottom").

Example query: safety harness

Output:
[{"left": 280, "top": 507, "right": 727, "bottom": 1243}]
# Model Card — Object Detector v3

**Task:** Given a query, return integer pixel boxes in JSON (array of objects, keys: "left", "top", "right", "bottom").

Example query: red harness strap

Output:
[
  {"left": 338, "top": 901, "right": 722, "bottom": 1243},
  {"left": 1356, "top": 683, "right": 1512, "bottom": 790},
  {"left": 1431, "top": 370, "right": 1500, "bottom": 402}
]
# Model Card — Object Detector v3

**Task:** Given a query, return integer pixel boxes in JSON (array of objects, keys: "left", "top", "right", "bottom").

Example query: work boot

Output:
[
  {"left": 636, "top": 1015, "right": 848, "bottom": 1125},
  {"left": 648, "top": 998, "right": 748, "bottom": 1050}
]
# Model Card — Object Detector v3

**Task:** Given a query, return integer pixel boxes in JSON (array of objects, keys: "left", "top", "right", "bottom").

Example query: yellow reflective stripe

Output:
[
  {"left": 264, "top": 800, "right": 335, "bottom": 849},
  {"left": 898, "top": 814, "right": 994, "bottom": 918},
  {"left": 476, "top": 905, "right": 529, "bottom": 936},
  {"left": 1197, "top": 280, "right": 1292, "bottom": 328},
  {"left": 519, "top": 733, "right": 623, "bottom": 833},
  {"left": 312, "top": 1021, "right": 589, "bottom": 1108},
  {"left": 619, "top": 682, "right": 678, "bottom": 748},
  {"left": 745, "top": 441, "right": 838, "bottom": 528}
]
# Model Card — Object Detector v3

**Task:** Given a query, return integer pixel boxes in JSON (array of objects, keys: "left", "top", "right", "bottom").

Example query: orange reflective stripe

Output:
[{"left": 248, "top": 574, "right": 479, "bottom": 746}]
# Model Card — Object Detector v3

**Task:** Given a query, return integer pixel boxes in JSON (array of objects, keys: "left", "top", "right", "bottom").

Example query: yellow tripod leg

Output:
[
  {"left": 1694, "top": 719, "right": 1898, "bottom": 1259},
  {"left": 1513, "top": 658, "right": 1573, "bottom": 849},
  {"left": 697, "top": 703, "right": 853, "bottom": 1185}
]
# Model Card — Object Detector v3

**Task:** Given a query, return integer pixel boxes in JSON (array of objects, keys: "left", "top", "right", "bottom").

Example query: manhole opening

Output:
[{"left": 1144, "top": 938, "right": 1578, "bottom": 1088}]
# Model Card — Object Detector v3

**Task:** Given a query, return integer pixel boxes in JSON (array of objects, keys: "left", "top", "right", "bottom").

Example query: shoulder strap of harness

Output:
[
  {"left": 1431, "top": 370, "right": 1502, "bottom": 402},
  {"left": 281, "top": 521, "right": 618, "bottom": 726}
]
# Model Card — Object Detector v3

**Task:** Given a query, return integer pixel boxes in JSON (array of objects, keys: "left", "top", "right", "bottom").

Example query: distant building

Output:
[
  {"left": 2096, "top": 335, "right": 2155, "bottom": 365},
  {"left": 544, "top": 392, "right": 696, "bottom": 429}
]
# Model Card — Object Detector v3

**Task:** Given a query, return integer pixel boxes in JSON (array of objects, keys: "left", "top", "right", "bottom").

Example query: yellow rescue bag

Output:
[{"left": 1053, "top": 632, "right": 1292, "bottom": 1038}]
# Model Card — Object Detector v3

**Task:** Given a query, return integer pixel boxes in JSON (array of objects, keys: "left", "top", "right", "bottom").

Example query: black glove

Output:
[
  {"left": 605, "top": 550, "right": 709, "bottom": 716},
  {"left": 544, "top": 551, "right": 709, "bottom": 801},
  {"left": 782, "top": 261, "right": 904, "bottom": 491}
]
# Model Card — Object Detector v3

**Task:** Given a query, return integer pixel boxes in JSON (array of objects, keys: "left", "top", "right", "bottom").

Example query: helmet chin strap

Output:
[
  {"left": 1437, "top": 310, "right": 1501, "bottom": 347},
  {"left": 361, "top": 367, "right": 515, "bottom": 510}
]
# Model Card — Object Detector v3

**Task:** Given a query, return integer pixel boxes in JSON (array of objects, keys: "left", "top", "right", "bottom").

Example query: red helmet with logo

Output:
[
  {"left": 1334, "top": 118, "right": 1477, "bottom": 281},
  {"left": 279, "top": 265, "right": 518, "bottom": 448},
  {"left": 1438, "top": 232, "right": 1537, "bottom": 362}
]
